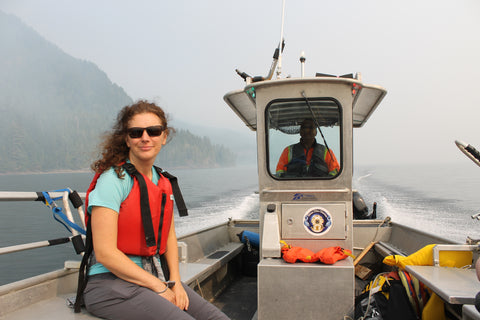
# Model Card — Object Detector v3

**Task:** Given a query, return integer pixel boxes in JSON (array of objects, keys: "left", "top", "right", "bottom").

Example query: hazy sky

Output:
[{"left": 1, "top": 0, "right": 479, "bottom": 165}]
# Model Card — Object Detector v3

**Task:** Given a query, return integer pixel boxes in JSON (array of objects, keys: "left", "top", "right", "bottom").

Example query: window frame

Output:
[{"left": 265, "top": 97, "right": 343, "bottom": 180}]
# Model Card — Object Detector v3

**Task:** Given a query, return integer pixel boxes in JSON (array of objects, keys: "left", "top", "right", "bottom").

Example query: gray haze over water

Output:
[{"left": 1, "top": 0, "right": 479, "bottom": 165}]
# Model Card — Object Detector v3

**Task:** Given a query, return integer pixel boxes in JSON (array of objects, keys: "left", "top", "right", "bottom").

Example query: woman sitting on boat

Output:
[
  {"left": 276, "top": 118, "right": 340, "bottom": 177},
  {"left": 76, "top": 100, "right": 229, "bottom": 319}
]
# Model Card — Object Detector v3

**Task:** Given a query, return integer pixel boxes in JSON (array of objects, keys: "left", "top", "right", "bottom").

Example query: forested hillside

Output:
[
  {"left": 0, "top": 11, "right": 235, "bottom": 173},
  {"left": 158, "top": 129, "right": 235, "bottom": 169}
]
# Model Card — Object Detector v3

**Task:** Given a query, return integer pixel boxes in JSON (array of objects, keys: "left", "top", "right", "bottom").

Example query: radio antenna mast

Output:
[{"left": 276, "top": 0, "right": 286, "bottom": 78}]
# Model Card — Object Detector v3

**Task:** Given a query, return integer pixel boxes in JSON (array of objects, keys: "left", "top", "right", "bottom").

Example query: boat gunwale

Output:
[
  {"left": 0, "top": 268, "right": 77, "bottom": 297},
  {"left": 176, "top": 219, "right": 258, "bottom": 240},
  {"left": 389, "top": 221, "right": 465, "bottom": 246}
]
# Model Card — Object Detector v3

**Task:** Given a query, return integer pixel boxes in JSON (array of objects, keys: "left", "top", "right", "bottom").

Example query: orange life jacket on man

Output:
[{"left": 276, "top": 140, "right": 340, "bottom": 177}]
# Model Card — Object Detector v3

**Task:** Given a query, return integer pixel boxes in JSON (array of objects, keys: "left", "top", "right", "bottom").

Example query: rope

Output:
[
  {"left": 196, "top": 279, "right": 205, "bottom": 299},
  {"left": 372, "top": 216, "right": 391, "bottom": 243}
]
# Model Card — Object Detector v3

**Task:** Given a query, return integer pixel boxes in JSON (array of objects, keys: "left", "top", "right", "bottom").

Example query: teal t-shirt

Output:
[{"left": 87, "top": 166, "right": 160, "bottom": 275}]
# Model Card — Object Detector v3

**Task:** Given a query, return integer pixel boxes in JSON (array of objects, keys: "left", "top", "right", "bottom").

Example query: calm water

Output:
[
  {"left": 1, "top": 162, "right": 480, "bottom": 285},
  {"left": 0, "top": 166, "right": 259, "bottom": 285}
]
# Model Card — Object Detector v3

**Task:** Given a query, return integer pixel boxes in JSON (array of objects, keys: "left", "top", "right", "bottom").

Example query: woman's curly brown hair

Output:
[{"left": 91, "top": 100, "right": 173, "bottom": 177}]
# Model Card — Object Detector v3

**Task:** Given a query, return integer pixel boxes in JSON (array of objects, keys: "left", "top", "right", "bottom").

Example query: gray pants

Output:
[{"left": 84, "top": 273, "right": 230, "bottom": 320}]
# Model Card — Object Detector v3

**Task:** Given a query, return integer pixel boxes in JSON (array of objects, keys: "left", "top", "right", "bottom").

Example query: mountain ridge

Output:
[{"left": 0, "top": 11, "right": 240, "bottom": 173}]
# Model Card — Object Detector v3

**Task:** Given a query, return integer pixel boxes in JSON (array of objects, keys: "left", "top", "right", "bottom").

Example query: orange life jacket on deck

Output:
[{"left": 281, "top": 241, "right": 352, "bottom": 264}]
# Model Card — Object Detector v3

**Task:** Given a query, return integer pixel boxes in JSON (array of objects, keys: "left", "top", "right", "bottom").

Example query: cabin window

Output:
[{"left": 266, "top": 98, "right": 342, "bottom": 179}]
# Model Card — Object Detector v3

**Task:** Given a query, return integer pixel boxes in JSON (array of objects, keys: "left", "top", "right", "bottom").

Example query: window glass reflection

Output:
[{"left": 267, "top": 99, "right": 341, "bottom": 179}]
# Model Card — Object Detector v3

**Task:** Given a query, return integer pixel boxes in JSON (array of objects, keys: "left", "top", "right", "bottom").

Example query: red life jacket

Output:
[
  {"left": 85, "top": 165, "right": 173, "bottom": 256},
  {"left": 75, "top": 163, "right": 187, "bottom": 313}
]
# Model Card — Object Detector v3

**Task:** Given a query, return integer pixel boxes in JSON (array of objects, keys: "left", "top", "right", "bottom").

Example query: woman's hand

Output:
[
  {"left": 158, "top": 287, "right": 176, "bottom": 305},
  {"left": 172, "top": 284, "right": 189, "bottom": 310}
]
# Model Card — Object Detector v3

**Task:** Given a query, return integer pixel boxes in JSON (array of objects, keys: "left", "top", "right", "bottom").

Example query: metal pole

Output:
[
  {"left": 63, "top": 191, "right": 79, "bottom": 236},
  {"left": 276, "top": 0, "right": 286, "bottom": 78},
  {"left": 0, "top": 237, "right": 71, "bottom": 255},
  {"left": 300, "top": 51, "right": 306, "bottom": 77}
]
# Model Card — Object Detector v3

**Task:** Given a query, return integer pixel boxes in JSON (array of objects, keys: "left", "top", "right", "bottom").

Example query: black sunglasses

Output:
[{"left": 127, "top": 125, "right": 164, "bottom": 138}]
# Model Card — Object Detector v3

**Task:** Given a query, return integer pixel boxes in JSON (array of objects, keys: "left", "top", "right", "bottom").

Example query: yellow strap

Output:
[
  {"left": 342, "top": 249, "right": 356, "bottom": 260},
  {"left": 280, "top": 240, "right": 290, "bottom": 249}
]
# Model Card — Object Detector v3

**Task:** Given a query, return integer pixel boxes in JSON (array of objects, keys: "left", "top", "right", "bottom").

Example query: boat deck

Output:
[
  {"left": 0, "top": 294, "right": 93, "bottom": 320},
  {"left": 213, "top": 275, "right": 258, "bottom": 320},
  {"left": 0, "top": 275, "right": 258, "bottom": 320},
  {"left": 0, "top": 239, "right": 255, "bottom": 320}
]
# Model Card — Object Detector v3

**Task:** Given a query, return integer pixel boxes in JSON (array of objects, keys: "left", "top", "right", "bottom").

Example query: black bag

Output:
[
  {"left": 355, "top": 278, "right": 417, "bottom": 320},
  {"left": 355, "top": 292, "right": 388, "bottom": 320},
  {"left": 385, "top": 282, "right": 417, "bottom": 320}
]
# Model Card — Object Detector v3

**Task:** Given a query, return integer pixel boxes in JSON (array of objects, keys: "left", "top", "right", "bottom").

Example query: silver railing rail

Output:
[
  {"left": 0, "top": 191, "right": 86, "bottom": 201},
  {"left": 0, "top": 191, "right": 86, "bottom": 256}
]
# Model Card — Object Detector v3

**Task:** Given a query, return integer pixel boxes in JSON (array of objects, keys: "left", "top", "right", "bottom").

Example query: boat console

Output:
[{"left": 224, "top": 75, "right": 386, "bottom": 319}]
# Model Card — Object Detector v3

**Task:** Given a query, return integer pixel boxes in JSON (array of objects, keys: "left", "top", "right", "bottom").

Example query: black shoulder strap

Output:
[
  {"left": 123, "top": 163, "right": 157, "bottom": 247},
  {"left": 154, "top": 166, "right": 188, "bottom": 217},
  {"left": 74, "top": 217, "right": 92, "bottom": 313}
]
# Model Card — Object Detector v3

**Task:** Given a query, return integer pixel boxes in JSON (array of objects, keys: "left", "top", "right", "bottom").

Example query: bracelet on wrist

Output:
[
  {"left": 155, "top": 280, "right": 176, "bottom": 294},
  {"left": 155, "top": 286, "right": 168, "bottom": 294}
]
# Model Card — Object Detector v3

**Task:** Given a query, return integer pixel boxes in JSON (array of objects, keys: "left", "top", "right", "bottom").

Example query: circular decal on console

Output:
[{"left": 303, "top": 207, "right": 332, "bottom": 236}]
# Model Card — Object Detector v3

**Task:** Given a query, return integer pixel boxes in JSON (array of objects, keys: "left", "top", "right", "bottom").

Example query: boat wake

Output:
[
  {"left": 175, "top": 192, "right": 259, "bottom": 236},
  {"left": 356, "top": 172, "right": 373, "bottom": 182},
  {"left": 378, "top": 195, "right": 474, "bottom": 243}
]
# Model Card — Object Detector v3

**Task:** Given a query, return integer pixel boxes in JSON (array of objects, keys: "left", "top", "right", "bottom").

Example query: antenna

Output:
[
  {"left": 276, "top": 0, "right": 286, "bottom": 79},
  {"left": 234, "top": 0, "right": 287, "bottom": 83},
  {"left": 300, "top": 51, "right": 306, "bottom": 77}
]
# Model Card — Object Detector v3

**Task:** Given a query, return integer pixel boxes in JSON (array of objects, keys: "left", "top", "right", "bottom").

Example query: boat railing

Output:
[{"left": 0, "top": 190, "right": 86, "bottom": 256}]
